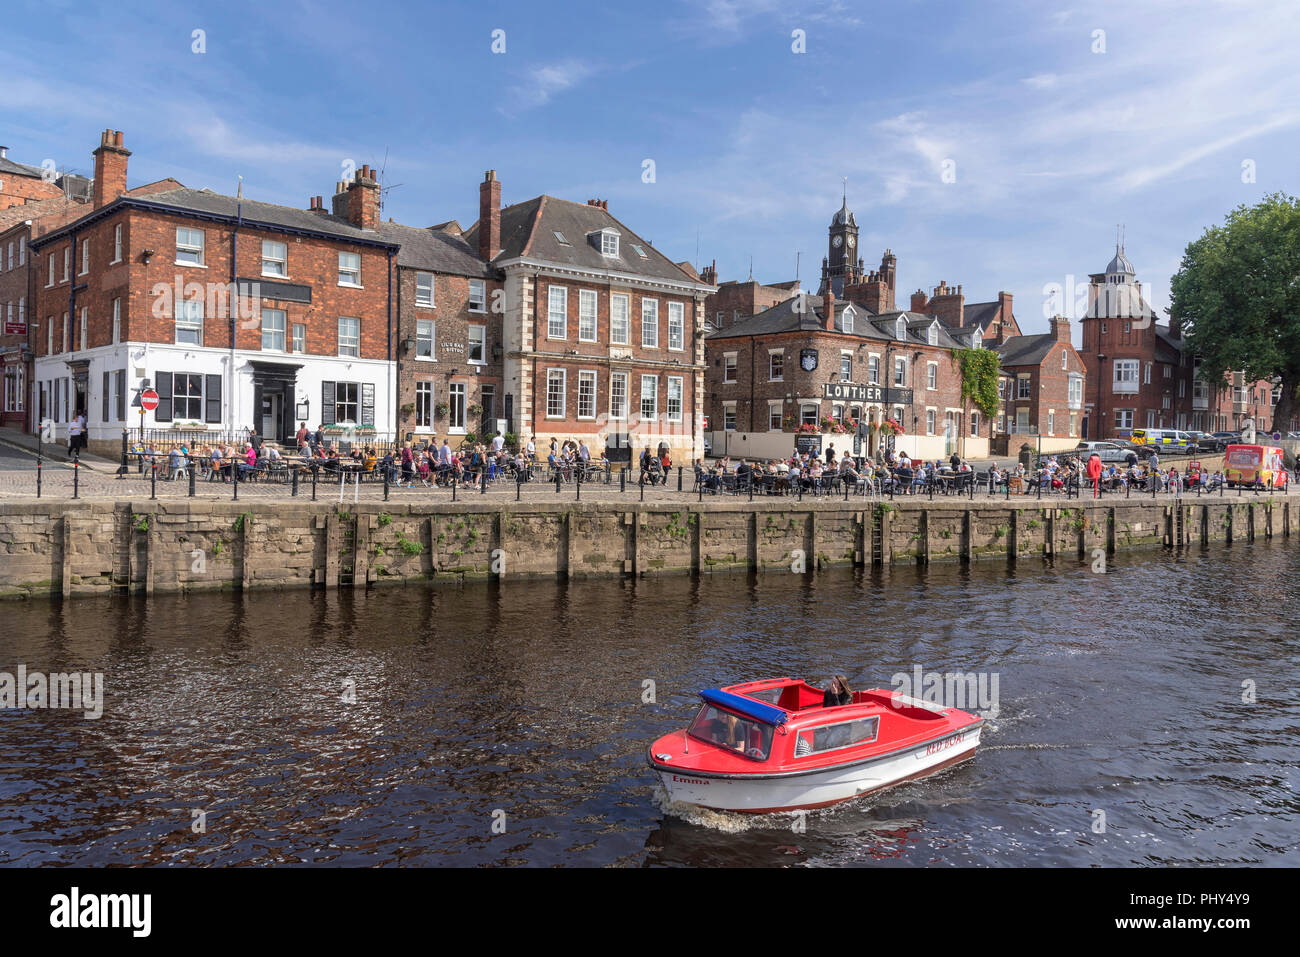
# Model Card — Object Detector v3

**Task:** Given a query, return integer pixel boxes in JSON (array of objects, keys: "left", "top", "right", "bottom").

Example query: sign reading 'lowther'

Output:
[{"left": 824, "top": 382, "right": 884, "bottom": 403}]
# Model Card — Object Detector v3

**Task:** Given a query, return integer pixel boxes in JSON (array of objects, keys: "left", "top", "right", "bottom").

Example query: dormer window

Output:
[
  {"left": 840, "top": 306, "right": 854, "bottom": 334},
  {"left": 895, "top": 317, "right": 906, "bottom": 340},
  {"left": 591, "top": 227, "right": 620, "bottom": 257},
  {"left": 927, "top": 322, "right": 939, "bottom": 346},
  {"left": 972, "top": 329, "right": 983, "bottom": 349}
]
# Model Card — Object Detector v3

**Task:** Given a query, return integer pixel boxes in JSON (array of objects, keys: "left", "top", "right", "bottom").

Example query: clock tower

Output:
[{"left": 819, "top": 188, "right": 861, "bottom": 297}]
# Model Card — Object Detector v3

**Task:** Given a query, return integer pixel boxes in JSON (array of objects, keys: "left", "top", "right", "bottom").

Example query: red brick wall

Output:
[
  {"left": 0, "top": 171, "right": 63, "bottom": 211},
  {"left": 395, "top": 266, "right": 503, "bottom": 435},
  {"left": 33, "top": 208, "right": 391, "bottom": 360}
]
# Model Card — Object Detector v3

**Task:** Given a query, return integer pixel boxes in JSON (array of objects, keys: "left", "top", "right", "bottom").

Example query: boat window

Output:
[
  {"left": 745, "top": 687, "right": 784, "bottom": 705},
  {"left": 688, "top": 705, "right": 774, "bottom": 761},
  {"left": 796, "top": 716, "right": 880, "bottom": 756}
]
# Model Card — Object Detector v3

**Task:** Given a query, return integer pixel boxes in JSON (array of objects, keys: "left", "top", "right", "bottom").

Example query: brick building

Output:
[
  {"left": 0, "top": 145, "right": 92, "bottom": 211},
  {"left": 701, "top": 194, "right": 1086, "bottom": 462},
  {"left": 462, "top": 174, "right": 713, "bottom": 462},
  {"left": 28, "top": 130, "right": 399, "bottom": 456},
  {"left": 378, "top": 216, "right": 502, "bottom": 443},
  {"left": 705, "top": 289, "right": 980, "bottom": 461},
  {"left": 1077, "top": 243, "right": 1286, "bottom": 439}
]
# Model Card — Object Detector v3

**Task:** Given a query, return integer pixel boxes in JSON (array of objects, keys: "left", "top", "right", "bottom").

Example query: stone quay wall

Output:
[{"left": 0, "top": 496, "right": 1292, "bottom": 599}]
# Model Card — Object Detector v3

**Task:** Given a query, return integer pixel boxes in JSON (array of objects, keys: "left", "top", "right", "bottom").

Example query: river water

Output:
[{"left": 1, "top": 543, "right": 1297, "bottom": 867}]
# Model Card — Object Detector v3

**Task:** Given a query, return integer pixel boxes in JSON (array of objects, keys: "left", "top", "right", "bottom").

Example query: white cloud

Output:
[{"left": 505, "top": 60, "right": 598, "bottom": 112}]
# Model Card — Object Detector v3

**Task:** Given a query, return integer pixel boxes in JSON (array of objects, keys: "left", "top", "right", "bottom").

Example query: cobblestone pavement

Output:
[{"left": 0, "top": 457, "right": 1282, "bottom": 507}]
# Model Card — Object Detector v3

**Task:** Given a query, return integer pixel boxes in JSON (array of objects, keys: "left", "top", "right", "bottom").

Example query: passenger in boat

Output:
[{"left": 823, "top": 675, "right": 853, "bottom": 707}]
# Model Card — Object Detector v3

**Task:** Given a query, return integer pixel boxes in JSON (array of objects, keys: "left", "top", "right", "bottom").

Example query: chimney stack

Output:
[
  {"left": 1049, "top": 315, "right": 1071, "bottom": 343},
  {"left": 479, "top": 170, "right": 501, "bottom": 262},
  {"left": 928, "top": 280, "right": 965, "bottom": 328},
  {"left": 910, "top": 289, "right": 928, "bottom": 313},
  {"left": 92, "top": 128, "right": 131, "bottom": 209},
  {"left": 824, "top": 286, "right": 836, "bottom": 331},
  {"left": 344, "top": 164, "right": 380, "bottom": 231}
]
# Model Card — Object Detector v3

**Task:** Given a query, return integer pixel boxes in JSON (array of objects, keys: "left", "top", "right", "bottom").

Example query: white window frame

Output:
[
  {"left": 415, "top": 272, "right": 435, "bottom": 307},
  {"left": 768, "top": 402, "right": 784, "bottom": 431},
  {"left": 548, "top": 285, "right": 568, "bottom": 340},
  {"left": 610, "top": 371, "right": 628, "bottom": 420},
  {"left": 723, "top": 353, "right": 737, "bottom": 383},
  {"left": 840, "top": 351, "right": 852, "bottom": 380},
  {"left": 79, "top": 307, "right": 87, "bottom": 351},
  {"left": 578, "top": 289, "right": 598, "bottom": 342},
  {"left": 176, "top": 227, "right": 205, "bottom": 267},
  {"left": 546, "top": 369, "right": 567, "bottom": 419},
  {"left": 610, "top": 293, "right": 629, "bottom": 345},
  {"left": 927, "top": 322, "right": 939, "bottom": 346},
  {"left": 468, "top": 324, "right": 487, "bottom": 365},
  {"left": 893, "top": 357, "right": 907, "bottom": 387},
  {"left": 261, "top": 307, "right": 287, "bottom": 351},
  {"left": 338, "top": 316, "right": 360, "bottom": 357},
  {"left": 112, "top": 225, "right": 122, "bottom": 264},
  {"left": 641, "top": 298, "right": 659, "bottom": 348},
  {"left": 577, "top": 370, "right": 597, "bottom": 420},
  {"left": 667, "top": 301, "right": 685, "bottom": 351},
  {"left": 468, "top": 278, "right": 486, "bottom": 313},
  {"left": 640, "top": 374, "right": 658, "bottom": 421},
  {"left": 769, "top": 349, "right": 784, "bottom": 382},
  {"left": 868, "top": 354, "right": 880, "bottom": 385},
  {"left": 896, "top": 317, "right": 906, "bottom": 340},
  {"left": 261, "top": 240, "right": 288, "bottom": 278},
  {"left": 599, "top": 229, "right": 619, "bottom": 257},
  {"left": 1017, "top": 376, "right": 1031, "bottom": 400},
  {"left": 338, "top": 251, "right": 362, "bottom": 287},
  {"left": 79, "top": 238, "right": 89, "bottom": 275},
  {"left": 416, "top": 319, "right": 435, "bottom": 360},
  {"left": 111, "top": 297, "right": 121, "bottom": 344},
  {"left": 415, "top": 381, "right": 434, "bottom": 430},
  {"left": 175, "top": 299, "right": 203, "bottom": 346},
  {"left": 926, "top": 409, "right": 936, "bottom": 435},
  {"left": 292, "top": 322, "right": 305, "bottom": 353},
  {"left": 927, "top": 361, "right": 938, "bottom": 390},
  {"left": 667, "top": 376, "right": 683, "bottom": 423}
]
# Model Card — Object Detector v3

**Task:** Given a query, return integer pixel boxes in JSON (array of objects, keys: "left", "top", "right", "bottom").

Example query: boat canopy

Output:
[{"left": 700, "top": 689, "right": 788, "bottom": 726}]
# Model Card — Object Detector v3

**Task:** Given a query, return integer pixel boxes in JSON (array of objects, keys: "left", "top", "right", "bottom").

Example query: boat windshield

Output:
[{"left": 688, "top": 705, "right": 775, "bottom": 761}]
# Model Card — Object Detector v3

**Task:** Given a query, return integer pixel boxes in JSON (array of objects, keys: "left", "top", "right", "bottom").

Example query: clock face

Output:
[
  {"left": 832, "top": 235, "right": 843, "bottom": 248},
  {"left": 846, "top": 235, "right": 856, "bottom": 248}
]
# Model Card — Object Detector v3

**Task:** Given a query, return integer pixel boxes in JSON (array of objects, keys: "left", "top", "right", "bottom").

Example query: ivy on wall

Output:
[{"left": 952, "top": 348, "right": 1001, "bottom": 419}]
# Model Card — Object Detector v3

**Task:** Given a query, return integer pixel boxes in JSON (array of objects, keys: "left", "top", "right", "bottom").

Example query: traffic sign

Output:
[{"left": 140, "top": 389, "right": 160, "bottom": 412}]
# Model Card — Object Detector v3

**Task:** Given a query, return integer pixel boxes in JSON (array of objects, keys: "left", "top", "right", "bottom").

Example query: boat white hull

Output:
[{"left": 656, "top": 725, "right": 981, "bottom": 813}]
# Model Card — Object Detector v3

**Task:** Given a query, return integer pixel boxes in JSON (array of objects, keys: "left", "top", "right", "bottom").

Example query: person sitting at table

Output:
[
  {"left": 895, "top": 462, "right": 914, "bottom": 493},
  {"left": 166, "top": 445, "right": 185, "bottom": 480},
  {"left": 840, "top": 456, "right": 860, "bottom": 485}
]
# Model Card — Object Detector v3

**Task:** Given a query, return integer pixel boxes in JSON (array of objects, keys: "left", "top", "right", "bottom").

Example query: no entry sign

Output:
[{"left": 140, "top": 389, "right": 160, "bottom": 412}]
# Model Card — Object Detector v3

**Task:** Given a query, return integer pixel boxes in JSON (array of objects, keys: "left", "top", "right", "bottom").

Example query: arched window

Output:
[{"left": 896, "top": 317, "right": 906, "bottom": 340}]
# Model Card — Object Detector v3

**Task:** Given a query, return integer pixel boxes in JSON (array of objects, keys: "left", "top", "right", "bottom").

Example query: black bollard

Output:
[
  {"left": 452, "top": 477, "right": 457, "bottom": 502},
  {"left": 556, "top": 470, "right": 562, "bottom": 494},
  {"left": 605, "top": 462, "right": 611, "bottom": 485},
  {"left": 517, "top": 470, "right": 522, "bottom": 501},
  {"left": 620, "top": 470, "right": 626, "bottom": 494},
  {"left": 383, "top": 469, "right": 389, "bottom": 501},
  {"left": 118, "top": 430, "right": 128, "bottom": 481},
  {"left": 293, "top": 467, "right": 300, "bottom": 497},
  {"left": 233, "top": 461, "right": 239, "bottom": 501},
  {"left": 189, "top": 465, "right": 196, "bottom": 498},
  {"left": 311, "top": 465, "right": 318, "bottom": 501},
  {"left": 481, "top": 468, "right": 487, "bottom": 495},
  {"left": 72, "top": 451, "right": 79, "bottom": 499},
  {"left": 36, "top": 456, "right": 42, "bottom": 498},
  {"left": 677, "top": 466, "right": 683, "bottom": 492},
  {"left": 576, "top": 471, "right": 581, "bottom": 501},
  {"left": 640, "top": 474, "right": 645, "bottom": 501},
  {"left": 151, "top": 461, "right": 157, "bottom": 500}
]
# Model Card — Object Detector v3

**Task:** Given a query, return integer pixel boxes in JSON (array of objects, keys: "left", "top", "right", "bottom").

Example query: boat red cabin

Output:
[{"left": 648, "top": 678, "right": 983, "bottom": 813}]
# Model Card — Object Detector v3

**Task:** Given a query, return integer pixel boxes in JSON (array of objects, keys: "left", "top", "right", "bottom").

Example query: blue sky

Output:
[{"left": 4, "top": 0, "right": 1297, "bottom": 333}]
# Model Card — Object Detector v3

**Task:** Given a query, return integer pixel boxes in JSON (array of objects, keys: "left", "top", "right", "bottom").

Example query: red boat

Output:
[{"left": 648, "top": 678, "right": 983, "bottom": 813}]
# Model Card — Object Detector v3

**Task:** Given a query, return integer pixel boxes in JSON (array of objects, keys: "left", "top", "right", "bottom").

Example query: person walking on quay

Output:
[
  {"left": 400, "top": 442, "right": 415, "bottom": 486},
  {"left": 69, "top": 410, "right": 86, "bottom": 453},
  {"left": 492, "top": 431, "right": 505, "bottom": 455},
  {"left": 1148, "top": 448, "right": 1159, "bottom": 473},
  {"left": 1125, "top": 447, "right": 1139, "bottom": 469}
]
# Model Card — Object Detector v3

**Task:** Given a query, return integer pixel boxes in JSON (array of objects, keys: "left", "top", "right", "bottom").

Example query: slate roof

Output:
[
  {"left": 960, "top": 300, "right": 1002, "bottom": 332},
  {"left": 707, "top": 298, "right": 966, "bottom": 351},
  {"left": 33, "top": 186, "right": 400, "bottom": 248},
  {"left": 0, "top": 155, "right": 46, "bottom": 178},
  {"left": 465, "top": 195, "right": 707, "bottom": 286},
  {"left": 997, "top": 333, "right": 1059, "bottom": 367},
  {"left": 377, "top": 220, "right": 495, "bottom": 277}
]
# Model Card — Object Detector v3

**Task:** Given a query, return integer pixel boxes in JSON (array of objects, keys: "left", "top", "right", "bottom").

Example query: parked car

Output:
[
  {"left": 1074, "top": 441, "right": 1132, "bottom": 463},
  {"left": 1206, "top": 432, "right": 1239, "bottom": 452}
]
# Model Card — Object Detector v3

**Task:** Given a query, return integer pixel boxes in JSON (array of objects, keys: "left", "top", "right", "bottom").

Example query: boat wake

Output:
[{"left": 651, "top": 784, "right": 797, "bottom": 833}]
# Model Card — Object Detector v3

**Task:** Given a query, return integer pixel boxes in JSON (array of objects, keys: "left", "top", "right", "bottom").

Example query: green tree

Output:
[{"left": 1170, "top": 193, "right": 1300, "bottom": 431}]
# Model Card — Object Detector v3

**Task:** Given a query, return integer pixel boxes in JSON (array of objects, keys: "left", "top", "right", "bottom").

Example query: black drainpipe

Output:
[{"left": 388, "top": 250, "right": 395, "bottom": 442}]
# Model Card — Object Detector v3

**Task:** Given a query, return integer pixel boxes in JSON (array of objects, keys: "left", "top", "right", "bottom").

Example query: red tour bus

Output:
[{"left": 1224, "top": 444, "right": 1289, "bottom": 489}]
